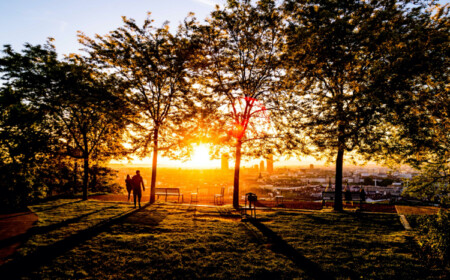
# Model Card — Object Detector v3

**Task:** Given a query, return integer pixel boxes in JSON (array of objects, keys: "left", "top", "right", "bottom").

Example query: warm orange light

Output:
[{"left": 188, "top": 144, "right": 212, "bottom": 168}]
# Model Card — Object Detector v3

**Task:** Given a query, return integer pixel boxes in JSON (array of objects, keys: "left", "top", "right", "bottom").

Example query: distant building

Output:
[
  {"left": 267, "top": 155, "right": 274, "bottom": 173},
  {"left": 260, "top": 160, "right": 265, "bottom": 172},
  {"left": 221, "top": 154, "right": 229, "bottom": 171}
]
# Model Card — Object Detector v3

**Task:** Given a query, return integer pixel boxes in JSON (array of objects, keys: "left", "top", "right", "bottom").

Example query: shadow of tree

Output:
[
  {"left": 0, "top": 206, "right": 116, "bottom": 249},
  {"left": 248, "top": 219, "right": 336, "bottom": 280},
  {"left": 0, "top": 203, "right": 144, "bottom": 279}
]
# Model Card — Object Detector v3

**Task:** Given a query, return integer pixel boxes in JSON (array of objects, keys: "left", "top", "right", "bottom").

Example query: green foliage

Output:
[
  {"left": 79, "top": 14, "right": 199, "bottom": 203},
  {"left": 0, "top": 79, "right": 56, "bottom": 210},
  {"left": 404, "top": 157, "right": 450, "bottom": 206},
  {"left": 414, "top": 210, "right": 450, "bottom": 266},
  {"left": 79, "top": 14, "right": 198, "bottom": 158},
  {"left": 283, "top": 0, "right": 448, "bottom": 210},
  {"left": 190, "top": 0, "right": 289, "bottom": 208},
  {"left": 88, "top": 165, "right": 121, "bottom": 193},
  {"left": 0, "top": 164, "right": 41, "bottom": 211},
  {"left": 192, "top": 0, "right": 290, "bottom": 157},
  {"left": 0, "top": 41, "right": 129, "bottom": 203}
]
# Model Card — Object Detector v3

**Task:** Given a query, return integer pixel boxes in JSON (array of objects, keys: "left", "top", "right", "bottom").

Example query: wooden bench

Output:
[
  {"left": 155, "top": 188, "right": 183, "bottom": 203},
  {"left": 346, "top": 192, "right": 364, "bottom": 207},
  {"left": 322, "top": 191, "right": 336, "bottom": 207},
  {"left": 322, "top": 191, "right": 365, "bottom": 208}
]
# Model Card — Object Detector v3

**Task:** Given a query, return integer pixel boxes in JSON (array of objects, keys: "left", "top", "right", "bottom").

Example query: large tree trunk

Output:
[
  {"left": 150, "top": 127, "right": 159, "bottom": 204},
  {"left": 334, "top": 148, "right": 344, "bottom": 211},
  {"left": 82, "top": 133, "right": 89, "bottom": 201},
  {"left": 82, "top": 156, "right": 89, "bottom": 200},
  {"left": 233, "top": 140, "right": 242, "bottom": 209},
  {"left": 73, "top": 160, "right": 78, "bottom": 193}
]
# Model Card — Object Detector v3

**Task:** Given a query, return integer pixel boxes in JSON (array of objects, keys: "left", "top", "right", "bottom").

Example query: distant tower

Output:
[
  {"left": 221, "top": 154, "right": 229, "bottom": 171},
  {"left": 267, "top": 154, "right": 274, "bottom": 173},
  {"left": 310, "top": 164, "right": 314, "bottom": 169},
  {"left": 260, "top": 160, "right": 265, "bottom": 172}
]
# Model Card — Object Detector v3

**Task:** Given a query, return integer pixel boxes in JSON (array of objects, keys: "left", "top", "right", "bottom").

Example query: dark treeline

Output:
[{"left": 1, "top": 0, "right": 448, "bottom": 211}]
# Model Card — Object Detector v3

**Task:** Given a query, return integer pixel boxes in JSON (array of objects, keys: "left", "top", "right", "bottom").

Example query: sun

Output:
[{"left": 189, "top": 144, "right": 212, "bottom": 168}]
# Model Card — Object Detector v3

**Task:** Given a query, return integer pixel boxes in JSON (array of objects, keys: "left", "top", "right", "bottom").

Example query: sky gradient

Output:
[
  {"left": 5, "top": 0, "right": 442, "bottom": 168},
  {"left": 0, "top": 0, "right": 223, "bottom": 56}
]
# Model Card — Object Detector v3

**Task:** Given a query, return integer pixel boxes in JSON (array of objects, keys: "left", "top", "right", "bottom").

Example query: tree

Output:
[
  {"left": 0, "top": 42, "right": 129, "bottom": 200},
  {"left": 191, "top": 0, "right": 290, "bottom": 209},
  {"left": 379, "top": 3, "right": 449, "bottom": 204},
  {"left": 0, "top": 84, "right": 54, "bottom": 209},
  {"left": 405, "top": 156, "right": 449, "bottom": 206},
  {"left": 284, "top": 0, "right": 447, "bottom": 211},
  {"left": 79, "top": 15, "right": 198, "bottom": 203}
]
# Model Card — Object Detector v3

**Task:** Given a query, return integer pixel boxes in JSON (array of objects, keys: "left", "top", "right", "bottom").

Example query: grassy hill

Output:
[{"left": 3, "top": 198, "right": 446, "bottom": 279}]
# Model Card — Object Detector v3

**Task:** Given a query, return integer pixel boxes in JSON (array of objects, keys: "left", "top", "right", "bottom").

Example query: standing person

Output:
[
  {"left": 344, "top": 184, "right": 351, "bottom": 205},
  {"left": 132, "top": 170, "right": 145, "bottom": 208},
  {"left": 125, "top": 175, "right": 133, "bottom": 202},
  {"left": 360, "top": 187, "right": 366, "bottom": 202}
]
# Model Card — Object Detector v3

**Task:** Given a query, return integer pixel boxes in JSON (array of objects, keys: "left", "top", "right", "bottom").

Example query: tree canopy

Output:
[
  {"left": 191, "top": 0, "right": 292, "bottom": 208},
  {"left": 284, "top": 0, "right": 448, "bottom": 210},
  {"left": 79, "top": 14, "right": 199, "bottom": 203},
  {"left": 0, "top": 42, "right": 129, "bottom": 201},
  {"left": 0, "top": 0, "right": 447, "bottom": 209}
]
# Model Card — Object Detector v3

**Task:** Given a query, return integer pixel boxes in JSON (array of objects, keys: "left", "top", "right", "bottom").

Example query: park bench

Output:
[
  {"left": 155, "top": 188, "right": 183, "bottom": 203},
  {"left": 214, "top": 187, "right": 225, "bottom": 205},
  {"left": 322, "top": 191, "right": 365, "bottom": 209},
  {"left": 322, "top": 191, "right": 336, "bottom": 206},
  {"left": 345, "top": 192, "right": 364, "bottom": 207}
]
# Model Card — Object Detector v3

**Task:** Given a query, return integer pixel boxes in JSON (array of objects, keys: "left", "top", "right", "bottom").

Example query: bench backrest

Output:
[
  {"left": 322, "top": 191, "right": 335, "bottom": 200},
  {"left": 350, "top": 193, "right": 362, "bottom": 200},
  {"left": 155, "top": 188, "right": 180, "bottom": 195}
]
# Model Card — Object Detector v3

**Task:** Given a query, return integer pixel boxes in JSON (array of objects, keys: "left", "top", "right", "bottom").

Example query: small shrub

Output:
[{"left": 415, "top": 210, "right": 450, "bottom": 266}]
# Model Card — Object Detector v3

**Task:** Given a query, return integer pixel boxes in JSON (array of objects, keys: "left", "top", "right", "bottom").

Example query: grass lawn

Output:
[
  {"left": 11, "top": 202, "right": 448, "bottom": 279},
  {"left": 12, "top": 199, "right": 134, "bottom": 259}
]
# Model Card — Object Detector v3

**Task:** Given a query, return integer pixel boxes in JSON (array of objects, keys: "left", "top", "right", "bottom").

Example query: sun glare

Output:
[{"left": 188, "top": 144, "right": 212, "bottom": 168}]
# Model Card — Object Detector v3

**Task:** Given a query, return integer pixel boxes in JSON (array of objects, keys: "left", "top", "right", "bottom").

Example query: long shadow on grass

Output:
[
  {"left": 122, "top": 204, "right": 167, "bottom": 227},
  {"left": 0, "top": 200, "right": 82, "bottom": 221},
  {"left": 0, "top": 206, "right": 116, "bottom": 249},
  {"left": 248, "top": 219, "right": 335, "bottom": 280},
  {"left": 29, "top": 199, "right": 84, "bottom": 214},
  {"left": 0, "top": 203, "right": 146, "bottom": 279}
]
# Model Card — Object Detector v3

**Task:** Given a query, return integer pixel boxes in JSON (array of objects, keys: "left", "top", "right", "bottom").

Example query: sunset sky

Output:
[
  {"left": 4, "top": 0, "right": 435, "bottom": 168},
  {"left": 0, "top": 0, "right": 328, "bottom": 168},
  {"left": 0, "top": 0, "right": 225, "bottom": 56}
]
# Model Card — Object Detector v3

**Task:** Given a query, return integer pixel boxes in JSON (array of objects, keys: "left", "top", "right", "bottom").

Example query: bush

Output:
[
  {"left": 415, "top": 210, "right": 450, "bottom": 266},
  {"left": 89, "top": 166, "right": 121, "bottom": 193},
  {"left": 0, "top": 163, "right": 48, "bottom": 212}
]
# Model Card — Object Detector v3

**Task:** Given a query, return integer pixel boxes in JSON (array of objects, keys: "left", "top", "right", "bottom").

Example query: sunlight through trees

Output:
[{"left": 0, "top": 0, "right": 448, "bottom": 209}]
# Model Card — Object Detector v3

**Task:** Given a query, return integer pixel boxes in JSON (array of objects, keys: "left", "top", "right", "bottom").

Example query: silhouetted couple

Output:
[{"left": 125, "top": 170, "right": 145, "bottom": 208}]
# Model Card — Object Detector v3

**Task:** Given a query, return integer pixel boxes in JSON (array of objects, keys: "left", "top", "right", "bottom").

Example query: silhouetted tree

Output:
[
  {"left": 284, "top": 0, "right": 447, "bottom": 211},
  {"left": 0, "top": 42, "right": 129, "bottom": 201},
  {"left": 191, "top": 0, "right": 289, "bottom": 209},
  {"left": 79, "top": 15, "right": 198, "bottom": 203},
  {"left": 374, "top": 3, "right": 449, "bottom": 204},
  {"left": 0, "top": 84, "right": 55, "bottom": 209}
]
